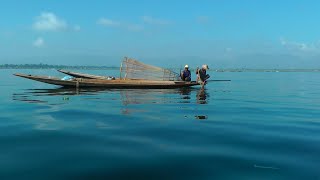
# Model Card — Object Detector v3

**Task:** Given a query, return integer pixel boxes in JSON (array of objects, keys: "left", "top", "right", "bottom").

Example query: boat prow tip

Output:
[
  {"left": 13, "top": 73, "right": 33, "bottom": 78},
  {"left": 13, "top": 73, "right": 22, "bottom": 77}
]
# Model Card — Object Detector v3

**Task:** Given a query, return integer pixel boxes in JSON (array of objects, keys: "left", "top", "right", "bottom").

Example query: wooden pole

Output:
[{"left": 119, "top": 62, "right": 123, "bottom": 79}]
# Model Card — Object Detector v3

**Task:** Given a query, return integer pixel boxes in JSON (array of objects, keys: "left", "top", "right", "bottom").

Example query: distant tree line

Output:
[{"left": 0, "top": 63, "right": 119, "bottom": 70}]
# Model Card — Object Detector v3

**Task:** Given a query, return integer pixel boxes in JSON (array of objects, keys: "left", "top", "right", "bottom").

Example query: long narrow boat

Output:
[
  {"left": 14, "top": 73, "right": 200, "bottom": 88},
  {"left": 57, "top": 69, "right": 109, "bottom": 79}
]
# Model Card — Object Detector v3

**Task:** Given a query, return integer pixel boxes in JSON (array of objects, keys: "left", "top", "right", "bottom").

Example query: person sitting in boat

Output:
[
  {"left": 181, "top": 65, "right": 191, "bottom": 81},
  {"left": 196, "top": 64, "right": 210, "bottom": 84}
]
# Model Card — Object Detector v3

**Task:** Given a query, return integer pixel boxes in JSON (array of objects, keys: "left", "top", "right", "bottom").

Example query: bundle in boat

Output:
[
  {"left": 120, "top": 57, "right": 180, "bottom": 81},
  {"left": 57, "top": 69, "right": 111, "bottom": 80}
]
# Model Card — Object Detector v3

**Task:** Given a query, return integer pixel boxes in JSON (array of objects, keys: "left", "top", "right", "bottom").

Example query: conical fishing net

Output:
[{"left": 120, "top": 57, "right": 180, "bottom": 81}]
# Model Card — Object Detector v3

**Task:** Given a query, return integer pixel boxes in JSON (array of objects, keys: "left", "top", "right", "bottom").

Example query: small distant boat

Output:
[{"left": 13, "top": 73, "right": 199, "bottom": 88}]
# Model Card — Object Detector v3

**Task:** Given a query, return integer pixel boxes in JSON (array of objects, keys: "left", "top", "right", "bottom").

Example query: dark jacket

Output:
[{"left": 197, "top": 68, "right": 206, "bottom": 81}]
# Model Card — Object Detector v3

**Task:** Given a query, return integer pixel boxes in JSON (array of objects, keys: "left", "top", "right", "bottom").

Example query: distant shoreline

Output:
[
  {"left": 1, "top": 64, "right": 320, "bottom": 72},
  {"left": 0, "top": 64, "right": 119, "bottom": 70}
]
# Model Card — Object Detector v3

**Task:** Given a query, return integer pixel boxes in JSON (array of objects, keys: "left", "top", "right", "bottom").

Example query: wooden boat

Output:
[
  {"left": 57, "top": 69, "right": 110, "bottom": 79},
  {"left": 14, "top": 57, "right": 210, "bottom": 88},
  {"left": 13, "top": 73, "right": 200, "bottom": 88}
]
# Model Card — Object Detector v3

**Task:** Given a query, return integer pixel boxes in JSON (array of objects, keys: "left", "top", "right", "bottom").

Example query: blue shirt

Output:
[{"left": 182, "top": 69, "right": 191, "bottom": 78}]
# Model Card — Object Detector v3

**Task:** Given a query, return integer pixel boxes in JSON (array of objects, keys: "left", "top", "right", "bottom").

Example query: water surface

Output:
[{"left": 1, "top": 69, "right": 320, "bottom": 179}]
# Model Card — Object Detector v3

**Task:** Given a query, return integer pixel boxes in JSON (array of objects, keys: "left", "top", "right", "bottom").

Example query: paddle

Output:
[
  {"left": 198, "top": 79, "right": 230, "bottom": 88},
  {"left": 206, "top": 80, "right": 231, "bottom": 82}
]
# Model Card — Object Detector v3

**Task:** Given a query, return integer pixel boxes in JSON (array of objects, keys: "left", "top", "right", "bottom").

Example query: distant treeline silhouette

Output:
[
  {"left": 0, "top": 63, "right": 119, "bottom": 70},
  {"left": 1, "top": 64, "right": 319, "bottom": 72}
]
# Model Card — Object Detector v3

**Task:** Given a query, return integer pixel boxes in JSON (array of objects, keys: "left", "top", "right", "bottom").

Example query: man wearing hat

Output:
[
  {"left": 196, "top": 64, "right": 210, "bottom": 85},
  {"left": 181, "top": 65, "right": 191, "bottom": 81}
]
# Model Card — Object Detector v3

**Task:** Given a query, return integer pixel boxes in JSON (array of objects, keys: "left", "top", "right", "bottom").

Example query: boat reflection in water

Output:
[
  {"left": 12, "top": 87, "right": 209, "bottom": 113},
  {"left": 12, "top": 87, "right": 210, "bottom": 131}
]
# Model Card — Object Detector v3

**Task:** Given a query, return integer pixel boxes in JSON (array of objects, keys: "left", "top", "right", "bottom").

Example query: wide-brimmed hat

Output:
[
  {"left": 184, "top": 65, "right": 189, "bottom": 68},
  {"left": 202, "top": 64, "right": 209, "bottom": 70}
]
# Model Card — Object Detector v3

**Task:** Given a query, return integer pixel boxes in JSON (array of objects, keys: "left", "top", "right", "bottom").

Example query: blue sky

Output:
[{"left": 1, "top": 0, "right": 320, "bottom": 68}]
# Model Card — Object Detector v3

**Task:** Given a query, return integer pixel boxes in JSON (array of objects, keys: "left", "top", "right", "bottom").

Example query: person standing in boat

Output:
[
  {"left": 181, "top": 65, "right": 191, "bottom": 81},
  {"left": 196, "top": 64, "right": 210, "bottom": 86}
]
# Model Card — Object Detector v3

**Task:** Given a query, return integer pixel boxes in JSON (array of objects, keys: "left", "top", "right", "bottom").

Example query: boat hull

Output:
[{"left": 14, "top": 73, "right": 200, "bottom": 88}]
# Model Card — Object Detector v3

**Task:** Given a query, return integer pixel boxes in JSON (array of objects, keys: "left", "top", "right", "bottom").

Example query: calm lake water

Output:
[{"left": 0, "top": 69, "right": 320, "bottom": 180}]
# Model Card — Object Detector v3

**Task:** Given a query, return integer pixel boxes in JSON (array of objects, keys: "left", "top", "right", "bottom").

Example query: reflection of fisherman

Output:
[
  {"left": 179, "top": 87, "right": 192, "bottom": 96},
  {"left": 196, "top": 64, "right": 210, "bottom": 86},
  {"left": 196, "top": 88, "right": 208, "bottom": 104},
  {"left": 181, "top": 65, "right": 191, "bottom": 81}
]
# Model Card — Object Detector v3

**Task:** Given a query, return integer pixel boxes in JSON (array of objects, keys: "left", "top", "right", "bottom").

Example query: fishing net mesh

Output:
[{"left": 120, "top": 57, "right": 180, "bottom": 81}]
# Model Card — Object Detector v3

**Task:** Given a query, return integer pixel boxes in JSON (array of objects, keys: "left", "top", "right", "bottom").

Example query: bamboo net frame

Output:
[{"left": 120, "top": 57, "right": 180, "bottom": 81}]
